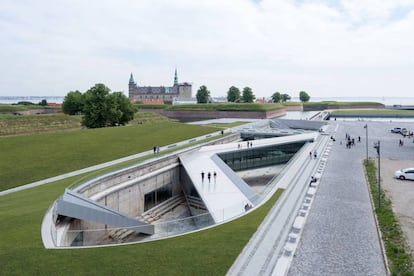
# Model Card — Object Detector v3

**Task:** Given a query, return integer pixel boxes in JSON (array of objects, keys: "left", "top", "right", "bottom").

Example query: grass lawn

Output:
[
  {"left": 0, "top": 113, "right": 82, "bottom": 136},
  {"left": 331, "top": 109, "right": 414, "bottom": 116},
  {"left": 304, "top": 101, "right": 383, "bottom": 107},
  {"left": 166, "top": 103, "right": 284, "bottom": 112},
  {"left": 0, "top": 104, "right": 59, "bottom": 112},
  {"left": 0, "top": 120, "right": 216, "bottom": 191},
  {"left": 0, "top": 171, "right": 284, "bottom": 275}
]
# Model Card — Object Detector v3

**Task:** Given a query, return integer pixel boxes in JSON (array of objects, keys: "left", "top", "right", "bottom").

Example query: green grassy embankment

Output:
[
  {"left": 0, "top": 113, "right": 82, "bottom": 136},
  {"left": 0, "top": 103, "right": 58, "bottom": 112},
  {"left": 304, "top": 101, "right": 383, "bottom": 107},
  {"left": 0, "top": 117, "right": 216, "bottom": 191},
  {"left": 365, "top": 160, "right": 414, "bottom": 275},
  {"left": 331, "top": 109, "right": 414, "bottom": 116},
  {"left": 165, "top": 103, "right": 284, "bottom": 112}
]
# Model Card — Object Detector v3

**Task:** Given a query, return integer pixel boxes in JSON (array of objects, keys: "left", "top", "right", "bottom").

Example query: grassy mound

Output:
[
  {"left": 0, "top": 121, "right": 216, "bottom": 191},
  {"left": 331, "top": 109, "right": 414, "bottom": 116},
  {"left": 0, "top": 114, "right": 82, "bottom": 136},
  {"left": 165, "top": 103, "right": 284, "bottom": 112},
  {"left": 0, "top": 103, "right": 58, "bottom": 112},
  {"left": 304, "top": 101, "right": 383, "bottom": 107}
]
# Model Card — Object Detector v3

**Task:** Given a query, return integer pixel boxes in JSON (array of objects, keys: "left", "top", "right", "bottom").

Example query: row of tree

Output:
[
  {"left": 62, "top": 83, "right": 135, "bottom": 128},
  {"left": 226, "top": 86, "right": 256, "bottom": 103},
  {"left": 272, "top": 91, "right": 310, "bottom": 103},
  {"left": 197, "top": 85, "right": 311, "bottom": 104},
  {"left": 196, "top": 85, "right": 256, "bottom": 103}
]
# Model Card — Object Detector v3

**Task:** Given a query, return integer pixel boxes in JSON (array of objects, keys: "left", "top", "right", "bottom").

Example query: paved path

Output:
[
  {"left": 287, "top": 120, "right": 400, "bottom": 276},
  {"left": 228, "top": 130, "right": 331, "bottom": 275}
]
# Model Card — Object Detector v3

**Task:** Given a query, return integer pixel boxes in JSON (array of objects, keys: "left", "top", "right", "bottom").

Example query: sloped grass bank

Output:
[
  {"left": 0, "top": 121, "right": 216, "bottom": 191},
  {"left": 331, "top": 109, "right": 414, "bottom": 116},
  {"left": 166, "top": 103, "right": 284, "bottom": 112},
  {"left": 0, "top": 174, "right": 284, "bottom": 275},
  {"left": 0, "top": 113, "right": 82, "bottom": 136},
  {"left": 365, "top": 160, "right": 414, "bottom": 275}
]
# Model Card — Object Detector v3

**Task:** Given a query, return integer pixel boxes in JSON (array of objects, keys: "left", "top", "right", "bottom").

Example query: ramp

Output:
[{"left": 54, "top": 189, "right": 154, "bottom": 234}]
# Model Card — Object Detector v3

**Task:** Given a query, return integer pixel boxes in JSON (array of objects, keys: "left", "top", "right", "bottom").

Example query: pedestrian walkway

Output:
[
  {"left": 287, "top": 121, "right": 387, "bottom": 276},
  {"left": 227, "top": 130, "right": 330, "bottom": 275}
]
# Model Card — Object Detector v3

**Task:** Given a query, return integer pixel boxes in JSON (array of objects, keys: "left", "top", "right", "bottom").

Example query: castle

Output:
[{"left": 128, "top": 69, "right": 192, "bottom": 102}]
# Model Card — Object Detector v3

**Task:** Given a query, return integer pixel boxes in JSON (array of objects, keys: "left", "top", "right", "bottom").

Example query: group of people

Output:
[
  {"left": 201, "top": 171, "right": 217, "bottom": 183},
  {"left": 309, "top": 150, "right": 318, "bottom": 159},
  {"left": 153, "top": 146, "right": 160, "bottom": 154},
  {"left": 344, "top": 133, "right": 360, "bottom": 149},
  {"left": 238, "top": 141, "right": 253, "bottom": 149}
]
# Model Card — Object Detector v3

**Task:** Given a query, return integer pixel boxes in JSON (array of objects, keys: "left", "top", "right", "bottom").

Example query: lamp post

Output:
[
  {"left": 364, "top": 124, "right": 368, "bottom": 164},
  {"left": 374, "top": 141, "right": 381, "bottom": 208}
]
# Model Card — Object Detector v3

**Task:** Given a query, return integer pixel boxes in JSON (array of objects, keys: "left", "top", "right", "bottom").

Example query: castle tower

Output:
[
  {"left": 174, "top": 68, "right": 178, "bottom": 86},
  {"left": 129, "top": 73, "right": 135, "bottom": 84},
  {"left": 128, "top": 73, "right": 137, "bottom": 100}
]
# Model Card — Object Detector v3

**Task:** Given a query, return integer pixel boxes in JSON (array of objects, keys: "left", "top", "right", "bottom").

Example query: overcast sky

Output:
[{"left": 1, "top": 0, "right": 414, "bottom": 99}]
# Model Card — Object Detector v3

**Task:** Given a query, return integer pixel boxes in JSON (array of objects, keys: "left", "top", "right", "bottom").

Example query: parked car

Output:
[
  {"left": 395, "top": 168, "right": 414, "bottom": 180},
  {"left": 391, "top": 127, "right": 408, "bottom": 135}
]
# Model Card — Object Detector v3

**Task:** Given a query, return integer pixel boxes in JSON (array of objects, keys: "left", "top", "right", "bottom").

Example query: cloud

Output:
[{"left": 1, "top": 0, "right": 414, "bottom": 98}]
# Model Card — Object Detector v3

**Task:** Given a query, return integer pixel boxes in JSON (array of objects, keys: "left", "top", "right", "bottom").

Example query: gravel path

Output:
[{"left": 288, "top": 120, "right": 414, "bottom": 275}]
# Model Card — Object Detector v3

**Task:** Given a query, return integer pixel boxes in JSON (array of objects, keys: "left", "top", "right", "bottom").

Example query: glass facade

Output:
[{"left": 218, "top": 142, "right": 305, "bottom": 171}]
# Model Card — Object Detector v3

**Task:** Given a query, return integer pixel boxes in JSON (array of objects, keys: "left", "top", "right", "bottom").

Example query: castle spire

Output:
[
  {"left": 174, "top": 68, "right": 178, "bottom": 86},
  {"left": 129, "top": 73, "right": 135, "bottom": 84}
]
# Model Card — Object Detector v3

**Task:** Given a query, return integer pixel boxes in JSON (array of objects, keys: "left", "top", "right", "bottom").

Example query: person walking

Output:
[
  {"left": 201, "top": 171, "right": 205, "bottom": 182},
  {"left": 207, "top": 172, "right": 211, "bottom": 183},
  {"left": 213, "top": 171, "right": 217, "bottom": 183}
]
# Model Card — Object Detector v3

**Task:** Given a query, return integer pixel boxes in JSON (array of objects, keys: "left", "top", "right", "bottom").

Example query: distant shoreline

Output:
[{"left": 2, "top": 96, "right": 414, "bottom": 105}]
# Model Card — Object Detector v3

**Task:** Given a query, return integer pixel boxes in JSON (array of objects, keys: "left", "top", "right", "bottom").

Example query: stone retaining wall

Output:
[
  {"left": 140, "top": 108, "right": 286, "bottom": 121},
  {"left": 285, "top": 105, "right": 303, "bottom": 111}
]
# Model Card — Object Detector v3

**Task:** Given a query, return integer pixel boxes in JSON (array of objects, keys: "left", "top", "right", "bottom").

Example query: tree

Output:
[
  {"left": 81, "top": 83, "right": 135, "bottom": 128},
  {"left": 196, "top": 85, "right": 210, "bottom": 103},
  {"left": 271, "top": 92, "right": 281, "bottom": 103},
  {"left": 281, "top": 94, "right": 291, "bottom": 102},
  {"left": 107, "top": 92, "right": 135, "bottom": 126},
  {"left": 62, "top": 90, "right": 84, "bottom": 115},
  {"left": 227, "top": 86, "right": 240, "bottom": 102},
  {"left": 299, "top": 91, "right": 310, "bottom": 102},
  {"left": 242, "top": 87, "right": 255, "bottom": 103},
  {"left": 38, "top": 99, "right": 48, "bottom": 106}
]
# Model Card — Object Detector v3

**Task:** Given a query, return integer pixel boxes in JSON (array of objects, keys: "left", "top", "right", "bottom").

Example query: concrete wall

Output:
[
  {"left": 95, "top": 167, "right": 181, "bottom": 216},
  {"left": 140, "top": 108, "right": 286, "bottom": 121},
  {"left": 77, "top": 155, "right": 180, "bottom": 198},
  {"left": 285, "top": 105, "right": 303, "bottom": 111}
]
